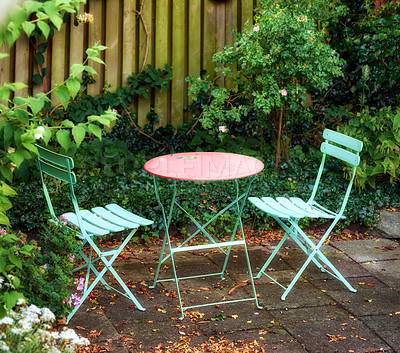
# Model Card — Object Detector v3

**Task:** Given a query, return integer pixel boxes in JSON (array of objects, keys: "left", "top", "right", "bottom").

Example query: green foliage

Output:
[
  {"left": 62, "top": 64, "right": 172, "bottom": 125},
  {"left": 326, "top": 1, "right": 400, "bottom": 109},
  {"left": 0, "top": 1, "right": 118, "bottom": 226},
  {"left": 0, "top": 230, "right": 35, "bottom": 318},
  {"left": 186, "top": 0, "right": 345, "bottom": 165},
  {"left": 339, "top": 106, "right": 400, "bottom": 188},
  {"left": 14, "top": 220, "right": 77, "bottom": 320}
]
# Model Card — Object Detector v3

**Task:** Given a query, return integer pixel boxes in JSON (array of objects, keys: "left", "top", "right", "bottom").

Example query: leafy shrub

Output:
[
  {"left": 13, "top": 221, "right": 77, "bottom": 320},
  {"left": 339, "top": 106, "right": 400, "bottom": 188},
  {"left": 325, "top": 1, "right": 400, "bottom": 110},
  {"left": 0, "top": 229, "right": 35, "bottom": 317},
  {"left": 0, "top": 300, "right": 89, "bottom": 353},
  {"left": 186, "top": 0, "right": 345, "bottom": 165}
]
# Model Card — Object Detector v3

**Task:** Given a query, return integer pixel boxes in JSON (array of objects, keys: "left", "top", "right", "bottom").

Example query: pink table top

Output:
[{"left": 144, "top": 152, "right": 264, "bottom": 181}]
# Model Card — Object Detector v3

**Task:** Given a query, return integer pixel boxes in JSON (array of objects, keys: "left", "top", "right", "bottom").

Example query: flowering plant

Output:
[
  {"left": 14, "top": 220, "right": 78, "bottom": 320},
  {"left": 186, "top": 0, "right": 346, "bottom": 166},
  {"left": 0, "top": 299, "right": 89, "bottom": 352}
]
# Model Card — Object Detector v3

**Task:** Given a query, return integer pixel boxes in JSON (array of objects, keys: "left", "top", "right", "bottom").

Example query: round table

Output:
[
  {"left": 144, "top": 152, "right": 264, "bottom": 319},
  {"left": 144, "top": 152, "right": 264, "bottom": 181}
]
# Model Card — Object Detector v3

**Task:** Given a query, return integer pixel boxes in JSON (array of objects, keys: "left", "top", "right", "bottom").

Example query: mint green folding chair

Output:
[
  {"left": 36, "top": 145, "right": 153, "bottom": 323},
  {"left": 249, "top": 129, "right": 363, "bottom": 300}
]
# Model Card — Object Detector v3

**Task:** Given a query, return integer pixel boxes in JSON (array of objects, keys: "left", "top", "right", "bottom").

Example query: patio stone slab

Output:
[
  {"left": 361, "top": 314, "right": 400, "bottom": 351},
  {"left": 360, "top": 259, "right": 400, "bottom": 290},
  {"left": 333, "top": 239, "right": 400, "bottom": 262},
  {"left": 272, "top": 305, "right": 392, "bottom": 353},
  {"left": 314, "top": 276, "right": 400, "bottom": 317}
]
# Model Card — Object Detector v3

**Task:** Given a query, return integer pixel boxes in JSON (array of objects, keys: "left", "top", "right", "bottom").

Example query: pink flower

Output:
[
  {"left": 280, "top": 89, "right": 287, "bottom": 96},
  {"left": 253, "top": 25, "right": 259, "bottom": 32},
  {"left": 307, "top": 30, "right": 312, "bottom": 34},
  {"left": 0, "top": 229, "right": 6, "bottom": 235},
  {"left": 43, "top": 264, "right": 47, "bottom": 269},
  {"left": 59, "top": 215, "right": 67, "bottom": 226},
  {"left": 219, "top": 126, "right": 227, "bottom": 133},
  {"left": 75, "top": 277, "right": 85, "bottom": 291}
]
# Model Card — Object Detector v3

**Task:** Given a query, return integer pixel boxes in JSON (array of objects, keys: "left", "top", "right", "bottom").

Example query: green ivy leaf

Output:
[
  {"left": 56, "top": 129, "right": 71, "bottom": 151},
  {"left": 88, "top": 124, "right": 102, "bottom": 139},
  {"left": 14, "top": 109, "right": 30, "bottom": 125},
  {"left": 8, "top": 151, "right": 25, "bottom": 168},
  {"left": 88, "top": 56, "right": 105, "bottom": 65},
  {"left": 70, "top": 64, "right": 85, "bottom": 76},
  {"left": 0, "top": 166, "right": 13, "bottom": 183},
  {"left": 61, "top": 119, "right": 75, "bottom": 128},
  {"left": 3, "top": 291, "right": 22, "bottom": 310},
  {"left": 27, "top": 97, "right": 45, "bottom": 115},
  {"left": 72, "top": 126, "right": 86, "bottom": 147},
  {"left": 21, "top": 21, "right": 35, "bottom": 37},
  {"left": 56, "top": 85, "right": 70, "bottom": 109},
  {"left": 66, "top": 77, "right": 81, "bottom": 99},
  {"left": 37, "top": 21, "right": 50, "bottom": 39},
  {"left": 8, "top": 254, "right": 22, "bottom": 269}
]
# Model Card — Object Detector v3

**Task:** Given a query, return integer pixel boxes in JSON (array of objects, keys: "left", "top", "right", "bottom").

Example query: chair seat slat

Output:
[
  {"left": 106, "top": 204, "right": 154, "bottom": 226},
  {"left": 288, "top": 197, "right": 336, "bottom": 218},
  {"left": 80, "top": 210, "right": 125, "bottom": 232},
  {"left": 248, "top": 197, "right": 290, "bottom": 218},
  {"left": 171, "top": 240, "right": 245, "bottom": 253},
  {"left": 61, "top": 212, "right": 110, "bottom": 236},
  {"left": 92, "top": 207, "right": 140, "bottom": 229},
  {"left": 262, "top": 197, "right": 305, "bottom": 218}
]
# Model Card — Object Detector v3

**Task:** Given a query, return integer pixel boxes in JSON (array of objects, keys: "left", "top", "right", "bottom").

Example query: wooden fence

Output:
[{"left": 0, "top": 0, "right": 258, "bottom": 126}]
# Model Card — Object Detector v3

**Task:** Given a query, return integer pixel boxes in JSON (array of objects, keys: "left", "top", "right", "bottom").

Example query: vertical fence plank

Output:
[
  {"left": 187, "top": 0, "right": 201, "bottom": 78},
  {"left": 14, "top": 35, "right": 30, "bottom": 97},
  {"left": 241, "top": 0, "right": 254, "bottom": 30},
  {"left": 171, "top": 0, "right": 185, "bottom": 126},
  {"left": 122, "top": 0, "right": 137, "bottom": 84},
  {"left": 224, "top": 0, "right": 238, "bottom": 89},
  {"left": 0, "top": 43, "right": 11, "bottom": 106},
  {"left": 70, "top": 18, "right": 85, "bottom": 68},
  {"left": 87, "top": 0, "right": 104, "bottom": 96},
  {"left": 137, "top": 0, "right": 153, "bottom": 126},
  {"left": 215, "top": 2, "right": 225, "bottom": 86},
  {"left": 51, "top": 24, "right": 67, "bottom": 103},
  {"left": 203, "top": 0, "right": 217, "bottom": 80},
  {"left": 154, "top": 0, "right": 169, "bottom": 126},
  {"left": 105, "top": 0, "right": 122, "bottom": 91}
]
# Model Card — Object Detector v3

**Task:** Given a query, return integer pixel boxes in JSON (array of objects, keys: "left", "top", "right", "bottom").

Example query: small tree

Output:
[{"left": 187, "top": 0, "right": 346, "bottom": 166}]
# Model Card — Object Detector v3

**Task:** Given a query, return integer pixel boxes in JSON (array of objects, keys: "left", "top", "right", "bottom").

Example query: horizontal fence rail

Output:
[{"left": 0, "top": 0, "right": 257, "bottom": 127}]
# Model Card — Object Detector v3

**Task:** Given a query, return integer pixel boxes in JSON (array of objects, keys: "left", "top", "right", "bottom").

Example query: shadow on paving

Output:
[{"left": 70, "top": 238, "right": 400, "bottom": 352}]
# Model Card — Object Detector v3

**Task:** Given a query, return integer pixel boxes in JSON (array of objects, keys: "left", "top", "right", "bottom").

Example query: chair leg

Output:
[
  {"left": 67, "top": 230, "right": 146, "bottom": 323},
  {"left": 255, "top": 232, "right": 289, "bottom": 279}
]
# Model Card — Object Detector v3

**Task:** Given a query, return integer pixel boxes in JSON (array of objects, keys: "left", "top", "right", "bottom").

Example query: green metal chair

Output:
[
  {"left": 36, "top": 145, "right": 153, "bottom": 323},
  {"left": 248, "top": 129, "right": 363, "bottom": 300}
]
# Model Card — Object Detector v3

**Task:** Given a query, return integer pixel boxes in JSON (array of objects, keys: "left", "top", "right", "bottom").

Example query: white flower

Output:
[
  {"left": 34, "top": 126, "right": 45, "bottom": 140},
  {"left": 40, "top": 308, "right": 55, "bottom": 322},
  {"left": 71, "top": 336, "right": 90, "bottom": 346},
  {"left": 11, "top": 328, "right": 24, "bottom": 335},
  {"left": 16, "top": 298, "right": 25, "bottom": 306},
  {"left": 50, "top": 331, "right": 60, "bottom": 339},
  {"left": 0, "top": 317, "right": 13, "bottom": 325},
  {"left": 0, "top": 341, "right": 9, "bottom": 351},
  {"left": 60, "top": 328, "right": 79, "bottom": 341},
  {"left": 27, "top": 304, "right": 41, "bottom": 315}
]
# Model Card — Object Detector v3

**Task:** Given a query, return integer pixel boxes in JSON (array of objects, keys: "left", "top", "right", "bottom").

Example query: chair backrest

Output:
[
  {"left": 308, "top": 129, "right": 363, "bottom": 214},
  {"left": 36, "top": 145, "right": 81, "bottom": 225}
]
